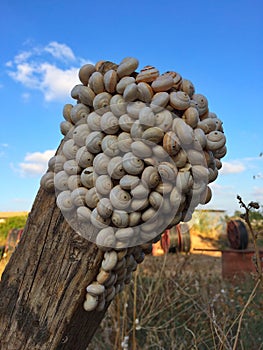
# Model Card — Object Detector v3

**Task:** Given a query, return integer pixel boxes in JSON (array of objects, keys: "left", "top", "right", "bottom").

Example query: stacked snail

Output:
[{"left": 40, "top": 57, "right": 226, "bottom": 311}]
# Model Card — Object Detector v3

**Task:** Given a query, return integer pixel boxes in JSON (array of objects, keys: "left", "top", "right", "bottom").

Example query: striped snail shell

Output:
[
  {"left": 163, "top": 131, "right": 181, "bottom": 155},
  {"left": 206, "top": 131, "right": 226, "bottom": 151},
  {"left": 107, "top": 156, "right": 126, "bottom": 180},
  {"left": 137, "top": 82, "right": 154, "bottom": 103},
  {"left": 182, "top": 107, "right": 199, "bottom": 128},
  {"left": 78, "top": 86, "right": 96, "bottom": 107},
  {"left": 170, "top": 91, "right": 190, "bottom": 110},
  {"left": 101, "top": 135, "right": 119, "bottom": 157},
  {"left": 110, "top": 185, "right": 131, "bottom": 210},
  {"left": 93, "top": 92, "right": 112, "bottom": 115},
  {"left": 122, "top": 152, "right": 144, "bottom": 175},
  {"left": 104, "top": 69, "right": 118, "bottom": 93},
  {"left": 136, "top": 65, "right": 159, "bottom": 83}
]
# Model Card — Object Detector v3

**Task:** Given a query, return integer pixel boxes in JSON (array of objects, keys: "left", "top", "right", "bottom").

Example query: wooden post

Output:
[{"left": 0, "top": 185, "right": 108, "bottom": 349}]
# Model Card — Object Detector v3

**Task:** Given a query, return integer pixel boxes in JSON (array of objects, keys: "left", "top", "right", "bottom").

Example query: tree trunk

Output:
[{"left": 0, "top": 185, "right": 108, "bottom": 350}]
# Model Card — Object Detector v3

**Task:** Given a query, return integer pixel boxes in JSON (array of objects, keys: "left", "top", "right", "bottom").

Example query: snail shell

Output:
[
  {"left": 176, "top": 171, "right": 193, "bottom": 194},
  {"left": 117, "top": 57, "right": 139, "bottom": 78},
  {"left": 111, "top": 210, "right": 129, "bottom": 228},
  {"left": 107, "top": 156, "right": 125, "bottom": 180},
  {"left": 118, "top": 114, "right": 134, "bottom": 132},
  {"left": 83, "top": 294, "right": 98, "bottom": 312},
  {"left": 172, "top": 118, "right": 194, "bottom": 145},
  {"left": 67, "top": 175, "right": 82, "bottom": 191},
  {"left": 123, "top": 83, "right": 138, "bottom": 102},
  {"left": 95, "top": 175, "right": 113, "bottom": 195},
  {"left": 78, "top": 63, "right": 96, "bottom": 85},
  {"left": 93, "top": 92, "right": 112, "bottom": 115},
  {"left": 180, "top": 79, "right": 195, "bottom": 97},
  {"left": 78, "top": 86, "right": 96, "bottom": 107},
  {"left": 139, "top": 107, "right": 156, "bottom": 128},
  {"left": 192, "top": 94, "right": 208, "bottom": 116},
  {"left": 155, "top": 110, "right": 173, "bottom": 132},
  {"left": 77, "top": 205, "right": 91, "bottom": 222},
  {"left": 85, "top": 187, "right": 99, "bottom": 208},
  {"left": 197, "top": 118, "right": 218, "bottom": 134},
  {"left": 130, "top": 120, "right": 144, "bottom": 140},
  {"left": 131, "top": 140, "right": 152, "bottom": 158},
  {"left": 163, "top": 131, "right": 181, "bottom": 155},
  {"left": 104, "top": 69, "right": 118, "bottom": 93},
  {"left": 71, "top": 84, "right": 82, "bottom": 100},
  {"left": 56, "top": 190, "right": 74, "bottom": 212},
  {"left": 129, "top": 212, "right": 141, "bottom": 226},
  {"left": 63, "top": 159, "right": 81, "bottom": 175},
  {"left": 141, "top": 166, "right": 160, "bottom": 188},
  {"left": 102, "top": 251, "right": 118, "bottom": 271},
  {"left": 170, "top": 187, "right": 184, "bottom": 207},
  {"left": 62, "top": 139, "right": 79, "bottom": 159},
  {"left": 186, "top": 148, "right": 207, "bottom": 166},
  {"left": 89, "top": 71, "right": 105, "bottom": 94},
  {"left": 193, "top": 128, "right": 207, "bottom": 149},
  {"left": 206, "top": 131, "right": 226, "bottom": 151},
  {"left": 141, "top": 207, "right": 157, "bottom": 222},
  {"left": 170, "top": 91, "right": 190, "bottom": 110},
  {"left": 48, "top": 155, "right": 66, "bottom": 173},
  {"left": 110, "top": 94, "right": 126, "bottom": 117},
  {"left": 149, "top": 191, "right": 163, "bottom": 209},
  {"left": 97, "top": 198, "right": 113, "bottom": 218},
  {"left": 71, "top": 187, "right": 89, "bottom": 207},
  {"left": 101, "top": 135, "right": 119, "bottom": 157},
  {"left": 130, "top": 182, "right": 149, "bottom": 199},
  {"left": 115, "top": 228, "right": 134, "bottom": 243},
  {"left": 122, "top": 152, "right": 144, "bottom": 175},
  {"left": 81, "top": 167, "right": 95, "bottom": 188},
  {"left": 86, "top": 282, "right": 105, "bottom": 296},
  {"left": 142, "top": 127, "right": 164, "bottom": 144},
  {"left": 93, "top": 153, "right": 111, "bottom": 175},
  {"left": 155, "top": 181, "right": 173, "bottom": 194},
  {"left": 150, "top": 92, "right": 169, "bottom": 112},
  {"left": 96, "top": 60, "right": 118, "bottom": 74},
  {"left": 137, "top": 82, "right": 154, "bottom": 103},
  {"left": 158, "top": 162, "right": 178, "bottom": 182},
  {"left": 110, "top": 185, "right": 131, "bottom": 210},
  {"left": 213, "top": 145, "right": 227, "bottom": 159},
  {"left": 119, "top": 174, "right": 140, "bottom": 190},
  {"left": 60, "top": 121, "right": 73, "bottom": 136},
  {"left": 163, "top": 71, "right": 182, "bottom": 89},
  {"left": 126, "top": 101, "right": 146, "bottom": 119},
  {"left": 152, "top": 145, "right": 169, "bottom": 160},
  {"left": 90, "top": 208, "right": 111, "bottom": 229},
  {"left": 100, "top": 111, "right": 119, "bottom": 134},
  {"left": 96, "top": 269, "right": 111, "bottom": 284},
  {"left": 85, "top": 131, "right": 104, "bottom": 154},
  {"left": 136, "top": 65, "right": 159, "bottom": 83},
  {"left": 96, "top": 227, "right": 117, "bottom": 250},
  {"left": 199, "top": 185, "right": 212, "bottom": 204},
  {"left": 54, "top": 171, "right": 69, "bottom": 191},
  {"left": 130, "top": 197, "right": 149, "bottom": 211},
  {"left": 63, "top": 104, "right": 73, "bottom": 122},
  {"left": 116, "top": 76, "right": 135, "bottom": 94},
  {"left": 172, "top": 149, "right": 188, "bottom": 168},
  {"left": 182, "top": 107, "right": 199, "bottom": 128},
  {"left": 151, "top": 74, "right": 174, "bottom": 92},
  {"left": 118, "top": 132, "right": 132, "bottom": 153},
  {"left": 40, "top": 171, "right": 55, "bottom": 192},
  {"left": 76, "top": 147, "right": 94, "bottom": 168},
  {"left": 191, "top": 165, "right": 210, "bottom": 182},
  {"left": 87, "top": 112, "right": 102, "bottom": 131},
  {"left": 72, "top": 124, "right": 91, "bottom": 147}
]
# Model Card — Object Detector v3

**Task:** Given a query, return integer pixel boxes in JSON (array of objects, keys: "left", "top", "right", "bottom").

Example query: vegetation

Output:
[{"left": 0, "top": 215, "right": 28, "bottom": 245}]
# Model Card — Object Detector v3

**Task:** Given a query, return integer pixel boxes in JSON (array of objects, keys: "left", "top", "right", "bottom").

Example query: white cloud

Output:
[
  {"left": 16, "top": 149, "right": 55, "bottom": 177},
  {"left": 220, "top": 161, "right": 246, "bottom": 174},
  {"left": 6, "top": 41, "right": 93, "bottom": 102}
]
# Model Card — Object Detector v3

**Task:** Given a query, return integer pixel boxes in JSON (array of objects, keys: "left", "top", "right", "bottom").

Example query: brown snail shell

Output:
[
  {"left": 97, "top": 198, "right": 113, "bottom": 218},
  {"left": 96, "top": 61, "right": 118, "bottom": 74},
  {"left": 116, "top": 76, "right": 135, "bottom": 94},
  {"left": 142, "top": 127, "right": 164, "bottom": 144},
  {"left": 136, "top": 65, "right": 159, "bottom": 83},
  {"left": 100, "top": 111, "right": 119, "bottom": 135},
  {"left": 88, "top": 71, "right": 105, "bottom": 94},
  {"left": 104, "top": 69, "right": 118, "bottom": 93},
  {"left": 213, "top": 145, "right": 227, "bottom": 159},
  {"left": 117, "top": 57, "right": 139, "bottom": 78},
  {"left": 163, "top": 71, "right": 182, "bottom": 89},
  {"left": 87, "top": 111, "right": 102, "bottom": 131},
  {"left": 137, "top": 82, "right": 154, "bottom": 103},
  {"left": 123, "top": 83, "right": 138, "bottom": 102},
  {"left": 78, "top": 64, "right": 96, "bottom": 85},
  {"left": 93, "top": 92, "right": 112, "bottom": 115},
  {"left": 163, "top": 131, "right": 181, "bottom": 155},
  {"left": 95, "top": 174, "right": 113, "bottom": 195},
  {"left": 78, "top": 85, "right": 96, "bottom": 107},
  {"left": 151, "top": 74, "right": 174, "bottom": 92},
  {"left": 110, "top": 94, "right": 126, "bottom": 117},
  {"left": 170, "top": 91, "right": 190, "bottom": 111},
  {"left": 112, "top": 210, "right": 129, "bottom": 228},
  {"left": 71, "top": 84, "right": 82, "bottom": 100},
  {"left": 180, "top": 79, "right": 195, "bottom": 97},
  {"left": 85, "top": 131, "right": 104, "bottom": 154},
  {"left": 101, "top": 135, "right": 119, "bottom": 157},
  {"left": 172, "top": 149, "right": 188, "bottom": 168},
  {"left": 182, "top": 107, "right": 199, "bottom": 128},
  {"left": 76, "top": 146, "right": 94, "bottom": 168},
  {"left": 110, "top": 185, "right": 131, "bottom": 210}
]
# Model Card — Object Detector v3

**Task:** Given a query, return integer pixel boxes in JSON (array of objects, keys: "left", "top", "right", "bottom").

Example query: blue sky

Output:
[{"left": 0, "top": 0, "right": 262, "bottom": 215}]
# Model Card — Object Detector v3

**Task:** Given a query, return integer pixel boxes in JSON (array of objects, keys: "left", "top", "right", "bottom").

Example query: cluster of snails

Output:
[{"left": 40, "top": 56, "right": 226, "bottom": 312}]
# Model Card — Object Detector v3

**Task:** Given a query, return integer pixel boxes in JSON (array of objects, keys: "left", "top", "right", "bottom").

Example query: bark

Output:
[{"left": 0, "top": 185, "right": 108, "bottom": 350}]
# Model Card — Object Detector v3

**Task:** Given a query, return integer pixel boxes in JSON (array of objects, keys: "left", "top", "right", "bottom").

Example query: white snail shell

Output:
[
  {"left": 107, "top": 156, "right": 125, "bottom": 179},
  {"left": 78, "top": 63, "right": 96, "bottom": 85},
  {"left": 100, "top": 111, "right": 119, "bottom": 135},
  {"left": 63, "top": 159, "right": 81, "bottom": 175},
  {"left": 110, "top": 94, "right": 126, "bottom": 117},
  {"left": 87, "top": 111, "right": 102, "bottom": 131},
  {"left": 95, "top": 175, "right": 113, "bottom": 195},
  {"left": 62, "top": 139, "right": 79, "bottom": 160},
  {"left": 96, "top": 198, "right": 113, "bottom": 218},
  {"left": 111, "top": 210, "right": 129, "bottom": 228},
  {"left": 116, "top": 76, "right": 135, "bottom": 94},
  {"left": 131, "top": 140, "right": 152, "bottom": 158},
  {"left": 117, "top": 57, "right": 139, "bottom": 78},
  {"left": 56, "top": 190, "right": 74, "bottom": 212},
  {"left": 101, "top": 135, "right": 119, "bottom": 157},
  {"left": 110, "top": 185, "right": 131, "bottom": 210},
  {"left": 77, "top": 205, "right": 91, "bottom": 222},
  {"left": 71, "top": 187, "right": 88, "bottom": 207},
  {"left": 155, "top": 110, "right": 173, "bottom": 132},
  {"left": 80, "top": 167, "right": 95, "bottom": 188},
  {"left": 54, "top": 170, "right": 69, "bottom": 191},
  {"left": 101, "top": 251, "right": 118, "bottom": 271},
  {"left": 138, "top": 107, "right": 156, "bottom": 128},
  {"left": 119, "top": 174, "right": 140, "bottom": 190},
  {"left": 40, "top": 171, "right": 55, "bottom": 192},
  {"left": 141, "top": 166, "right": 160, "bottom": 188},
  {"left": 122, "top": 152, "right": 144, "bottom": 175},
  {"left": 93, "top": 92, "right": 112, "bottom": 115},
  {"left": 118, "top": 132, "right": 132, "bottom": 153},
  {"left": 70, "top": 103, "right": 90, "bottom": 124},
  {"left": 85, "top": 187, "right": 99, "bottom": 208},
  {"left": 93, "top": 153, "right": 110, "bottom": 175},
  {"left": 170, "top": 91, "right": 190, "bottom": 110},
  {"left": 76, "top": 147, "right": 94, "bottom": 168}
]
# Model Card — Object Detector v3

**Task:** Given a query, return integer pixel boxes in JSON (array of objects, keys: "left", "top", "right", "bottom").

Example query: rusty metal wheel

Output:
[{"left": 227, "top": 219, "right": 248, "bottom": 250}]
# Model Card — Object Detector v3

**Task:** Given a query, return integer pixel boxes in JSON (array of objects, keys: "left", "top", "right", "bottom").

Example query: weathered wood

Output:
[{"left": 0, "top": 185, "right": 108, "bottom": 350}]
